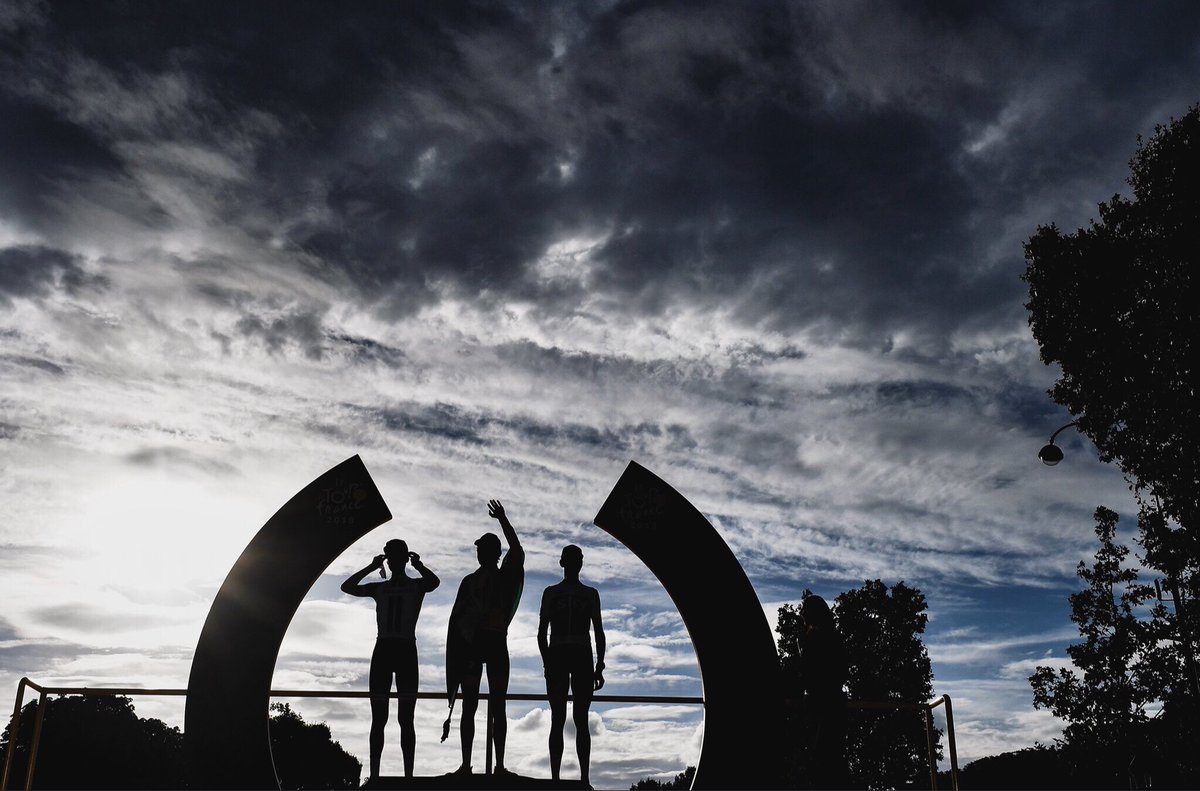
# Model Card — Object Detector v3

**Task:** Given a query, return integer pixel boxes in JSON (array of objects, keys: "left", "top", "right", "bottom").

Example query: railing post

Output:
[
  {"left": 1, "top": 679, "right": 30, "bottom": 791},
  {"left": 23, "top": 693, "right": 48, "bottom": 791},
  {"left": 924, "top": 706, "right": 938, "bottom": 791},
  {"left": 943, "top": 696, "right": 959, "bottom": 791},
  {"left": 484, "top": 694, "right": 493, "bottom": 775}
]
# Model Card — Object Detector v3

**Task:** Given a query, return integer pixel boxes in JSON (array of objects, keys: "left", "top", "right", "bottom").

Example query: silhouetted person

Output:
[
  {"left": 799, "top": 593, "right": 848, "bottom": 789},
  {"left": 445, "top": 499, "right": 524, "bottom": 776},
  {"left": 342, "top": 539, "right": 440, "bottom": 780},
  {"left": 539, "top": 544, "right": 606, "bottom": 788}
]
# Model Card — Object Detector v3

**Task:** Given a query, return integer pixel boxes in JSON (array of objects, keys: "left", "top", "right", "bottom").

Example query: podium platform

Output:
[{"left": 361, "top": 772, "right": 589, "bottom": 790}]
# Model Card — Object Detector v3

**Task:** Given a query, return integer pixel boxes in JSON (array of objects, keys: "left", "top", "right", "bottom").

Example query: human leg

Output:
[
  {"left": 545, "top": 647, "right": 570, "bottom": 780},
  {"left": 396, "top": 640, "right": 418, "bottom": 777},
  {"left": 458, "top": 666, "right": 482, "bottom": 773},
  {"left": 484, "top": 637, "right": 511, "bottom": 770},
  {"left": 569, "top": 649, "right": 595, "bottom": 786},
  {"left": 368, "top": 641, "right": 393, "bottom": 780}
]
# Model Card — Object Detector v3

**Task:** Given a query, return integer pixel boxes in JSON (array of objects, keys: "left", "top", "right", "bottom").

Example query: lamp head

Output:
[{"left": 1038, "top": 443, "right": 1064, "bottom": 466}]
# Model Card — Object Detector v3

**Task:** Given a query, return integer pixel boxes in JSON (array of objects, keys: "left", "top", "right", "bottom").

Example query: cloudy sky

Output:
[{"left": 2, "top": 1, "right": 1197, "bottom": 785}]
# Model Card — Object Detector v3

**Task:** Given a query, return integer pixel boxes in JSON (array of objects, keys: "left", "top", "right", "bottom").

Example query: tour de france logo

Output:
[
  {"left": 316, "top": 478, "right": 369, "bottom": 527},
  {"left": 619, "top": 479, "right": 669, "bottom": 534}
]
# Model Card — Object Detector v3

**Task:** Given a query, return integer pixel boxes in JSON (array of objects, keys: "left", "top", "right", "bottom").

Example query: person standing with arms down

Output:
[
  {"left": 798, "top": 593, "right": 848, "bottom": 789},
  {"left": 539, "top": 544, "right": 606, "bottom": 788},
  {"left": 341, "top": 539, "right": 440, "bottom": 781},
  {"left": 444, "top": 500, "right": 524, "bottom": 776}
]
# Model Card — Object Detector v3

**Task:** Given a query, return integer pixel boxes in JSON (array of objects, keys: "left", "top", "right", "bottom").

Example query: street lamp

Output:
[{"left": 1038, "top": 421, "right": 1080, "bottom": 466}]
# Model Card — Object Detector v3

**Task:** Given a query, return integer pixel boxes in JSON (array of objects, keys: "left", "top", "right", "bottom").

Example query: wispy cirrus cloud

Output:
[{"left": 2, "top": 1, "right": 1193, "bottom": 784}]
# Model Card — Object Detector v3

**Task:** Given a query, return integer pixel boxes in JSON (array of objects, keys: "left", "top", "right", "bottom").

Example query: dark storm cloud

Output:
[
  {"left": 992, "top": 382, "right": 1067, "bottom": 430},
  {"left": 378, "top": 402, "right": 488, "bottom": 445},
  {"left": 189, "top": 280, "right": 257, "bottom": 309},
  {"left": 0, "top": 245, "right": 106, "bottom": 306},
  {"left": 31, "top": 603, "right": 174, "bottom": 633},
  {"left": 0, "top": 95, "right": 125, "bottom": 227},
  {"left": 0, "top": 635, "right": 87, "bottom": 671},
  {"left": 327, "top": 333, "right": 407, "bottom": 367},
  {"left": 235, "top": 309, "right": 327, "bottom": 360},
  {"left": 1, "top": 355, "right": 66, "bottom": 376},
  {"left": 495, "top": 340, "right": 715, "bottom": 386},
  {"left": 4, "top": 2, "right": 1199, "bottom": 342},
  {"left": 507, "top": 414, "right": 663, "bottom": 452},
  {"left": 494, "top": 340, "right": 803, "bottom": 409},
  {"left": 826, "top": 377, "right": 1071, "bottom": 436},
  {"left": 875, "top": 380, "right": 975, "bottom": 409},
  {"left": 332, "top": 399, "right": 676, "bottom": 456},
  {"left": 125, "top": 446, "right": 237, "bottom": 476}
]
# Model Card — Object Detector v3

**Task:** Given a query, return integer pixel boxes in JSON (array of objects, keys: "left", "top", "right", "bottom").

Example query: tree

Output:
[
  {"left": 630, "top": 765, "right": 695, "bottom": 789},
  {"left": 949, "top": 745, "right": 1074, "bottom": 790},
  {"left": 775, "top": 596, "right": 812, "bottom": 786},
  {"left": 1023, "top": 106, "right": 1200, "bottom": 785},
  {"left": 0, "top": 695, "right": 186, "bottom": 789},
  {"left": 268, "top": 702, "right": 361, "bottom": 790},
  {"left": 837, "top": 580, "right": 938, "bottom": 789},
  {"left": 778, "top": 580, "right": 938, "bottom": 790},
  {"left": 1028, "top": 507, "right": 1187, "bottom": 788},
  {"left": 1021, "top": 105, "right": 1199, "bottom": 537},
  {"left": 0, "top": 696, "right": 361, "bottom": 790}
]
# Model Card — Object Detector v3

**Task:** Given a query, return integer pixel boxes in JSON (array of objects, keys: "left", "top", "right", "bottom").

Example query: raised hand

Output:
[{"left": 487, "top": 499, "right": 506, "bottom": 522}]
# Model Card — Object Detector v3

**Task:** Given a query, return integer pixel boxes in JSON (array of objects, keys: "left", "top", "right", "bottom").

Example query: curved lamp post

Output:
[{"left": 1038, "top": 421, "right": 1080, "bottom": 466}]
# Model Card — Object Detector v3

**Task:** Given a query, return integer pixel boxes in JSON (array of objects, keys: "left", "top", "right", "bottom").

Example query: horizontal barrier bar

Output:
[
  {"left": 6, "top": 679, "right": 957, "bottom": 791},
  {"left": 8, "top": 683, "right": 954, "bottom": 711},
  {"left": 6, "top": 685, "right": 703, "bottom": 705}
]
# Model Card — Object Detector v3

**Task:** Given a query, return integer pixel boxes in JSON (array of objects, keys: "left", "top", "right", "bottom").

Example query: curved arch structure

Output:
[
  {"left": 185, "top": 457, "right": 780, "bottom": 789},
  {"left": 185, "top": 455, "right": 391, "bottom": 789},
  {"left": 594, "top": 461, "right": 784, "bottom": 789}
]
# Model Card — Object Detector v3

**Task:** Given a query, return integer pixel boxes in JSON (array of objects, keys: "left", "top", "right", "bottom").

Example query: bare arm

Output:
[
  {"left": 341, "top": 555, "right": 384, "bottom": 597},
  {"left": 488, "top": 499, "right": 520, "bottom": 549},
  {"left": 538, "top": 602, "right": 551, "bottom": 672},
  {"left": 592, "top": 590, "right": 606, "bottom": 690},
  {"left": 410, "top": 552, "right": 440, "bottom": 592}
]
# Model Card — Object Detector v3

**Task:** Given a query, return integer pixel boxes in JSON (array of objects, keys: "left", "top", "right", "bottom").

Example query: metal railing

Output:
[{"left": 3, "top": 678, "right": 957, "bottom": 790}]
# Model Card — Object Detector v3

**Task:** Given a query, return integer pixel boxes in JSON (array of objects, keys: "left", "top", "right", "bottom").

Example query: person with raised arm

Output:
[
  {"left": 342, "top": 539, "right": 440, "bottom": 781},
  {"left": 539, "top": 544, "right": 606, "bottom": 788},
  {"left": 443, "top": 500, "right": 525, "bottom": 777}
]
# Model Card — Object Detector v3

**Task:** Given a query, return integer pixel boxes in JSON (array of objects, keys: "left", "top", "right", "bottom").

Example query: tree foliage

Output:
[
  {"left": 1024, "top": 104, "right": 1200, "bottom": 788},
  {"left": 1029, "top": 507, "right": 1197, "bottom": 788},
  {"left": 778, "top": 580, "right": 938, "bottom": 790},
  {"left": 1022, "top": 105, "right": 1200, "bottom": 536},
  {"left": 0, "top": 695, "right": 185, "bottom": 789},
  {"left": 268, "top": 702, "right": 361, "bottom": 790},
  {"left": 630, "top": 765, "right": 695, "bottom": 789},
  {"left": 0, "top": 696, "right": 361, "bottom": 790},
  {"left": 950, "top": 745, "right": 1073, "bottom": 790},
  {"left": 838, "top": 580, "right": 938, "bottom": 789}
]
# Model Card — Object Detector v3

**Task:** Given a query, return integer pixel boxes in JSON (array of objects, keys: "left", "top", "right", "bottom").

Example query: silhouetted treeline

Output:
[
  {"left": 1019, "top": 101, "right": 1200, "bottom": 791},
  {"left": 630, "top": 765, "right": 694, "bottom": 789},
  {"left": 778, "top": 579, "right": 936, "bottom": 790},
  {"left": 1021, "top": 105, "right": 1200, "bottom": 790},
  {"left": 1023, "top": 104, "right": 1200, "bottom": 536},
  {"left": 936, "top": 741, "right": 1200, "bottom": 790},
  {"left": 1029, "top": 508, "right": 1199, "bottom": 788},
  {"left": 0, "top": 695, "right": 185, "bottom": 789},
  {"left": 0, "top": 695, "right": 359, "bottom": 789},
  {"left": 935, "top": 746, "right": 1072, "bottom": 790},
  {"left": 269, "top": 702, "right": 362, "bottom": 789}
]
